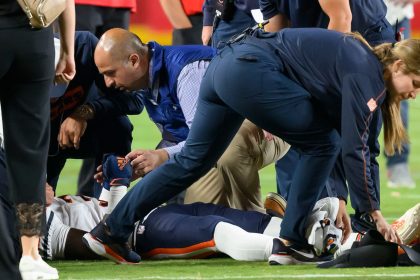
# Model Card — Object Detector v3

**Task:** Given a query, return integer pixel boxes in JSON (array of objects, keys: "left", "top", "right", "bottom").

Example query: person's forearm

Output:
[
  {"left": 58, "top": 0, "right": 75, "bottom": 58},
  {"left": 319, "top": 0, "right": 352, "bottom": 33},
  {"left": 327, "top": 17, "right": 352, "bottom": 33},
  {"left": 160, "top": 0, "right": 192, "bottom": 29},
  {"left": 264, "top": 14, "right": 289, "bottom": 32}
]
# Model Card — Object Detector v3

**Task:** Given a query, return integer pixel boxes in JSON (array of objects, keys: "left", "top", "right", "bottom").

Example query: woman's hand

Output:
[{"left": 371, "top": 210, "right": 402, "bottom": 244}]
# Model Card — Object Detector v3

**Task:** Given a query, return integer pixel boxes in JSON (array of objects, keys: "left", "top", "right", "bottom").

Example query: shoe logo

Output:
[
  {"left": 137, "top": 225, "right": 145, "bottom": 235},
  {"left": 290, "top": 248, "right": 315, "bottom": 259},
  {"left": 391, "top": 219, "right": 405, "bottom": 230}
]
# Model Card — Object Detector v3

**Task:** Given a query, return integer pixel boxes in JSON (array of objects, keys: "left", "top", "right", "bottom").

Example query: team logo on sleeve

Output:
[
  {"left": 117, "top": 157, "right": 129, "bottom": 170},
  {"left": 367, "top": 98, "right": 377, "bottom": 112}
]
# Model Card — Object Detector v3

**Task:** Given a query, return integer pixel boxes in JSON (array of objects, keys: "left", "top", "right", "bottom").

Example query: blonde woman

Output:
[{"left": 84, "top": 27, "right": 419, "bottom": 265}]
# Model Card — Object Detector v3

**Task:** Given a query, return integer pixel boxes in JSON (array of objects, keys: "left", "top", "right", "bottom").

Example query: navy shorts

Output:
[{"left": 134, "top": 202, "right": 271, "bottom": 259}]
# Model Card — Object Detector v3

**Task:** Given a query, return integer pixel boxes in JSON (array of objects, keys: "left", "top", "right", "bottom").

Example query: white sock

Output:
[
  {"left": 214, "top": 222, "right": 273, "bottom": 261},
  {"left": 98, "top": 188, "right": 110, "bottom": 203},
  {"left": 106, "top": 185, "right": 127, "bottom": 214},
  {"left": 335, "top": 232, "right": 360, "bottom": 257},
  {"left": 262, "top": 217, "right": 282, "bottom": 237}
]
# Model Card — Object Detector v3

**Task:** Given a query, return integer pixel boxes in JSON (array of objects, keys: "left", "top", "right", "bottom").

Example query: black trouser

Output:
[
  {"left": 0, "top": 149, "right": 21, "bottom": 279},
  {"left": 172, "top": 14, "right": 203, "bottom": 45},
  {"left": 0, "top": 24, "right": 54, "bottom": 278},
  {"left": 75, "top": 4, "right": 130, "bottom": 38},
  {"left": 47, "top": 115, "right": 133, "bottom": 197}
]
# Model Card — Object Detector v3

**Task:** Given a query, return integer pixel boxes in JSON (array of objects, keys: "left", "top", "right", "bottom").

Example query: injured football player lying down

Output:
[{"left": 41, "top": 155, "right": 420, "bottom": 265}]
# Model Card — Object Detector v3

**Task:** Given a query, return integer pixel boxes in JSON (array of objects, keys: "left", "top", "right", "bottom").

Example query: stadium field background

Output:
[
  {"left": 53, "top": 98, "right": 420, "bottom": 279},
  {"left": 53, "top": 3, "right": 420, "bottom": 276}
]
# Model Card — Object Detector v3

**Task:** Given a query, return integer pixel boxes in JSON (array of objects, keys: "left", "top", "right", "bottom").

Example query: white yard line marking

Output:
[{"left": 88, "top": 274, "right": 420, "bottom": 280}]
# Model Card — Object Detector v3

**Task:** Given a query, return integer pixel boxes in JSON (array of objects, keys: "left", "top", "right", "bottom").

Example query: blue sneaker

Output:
[
  {"left": 102, "top": 154, "right": 132, "bottom": 189},
  {"left": 82, "top": 221, "right": 141, "bottom": 264}
]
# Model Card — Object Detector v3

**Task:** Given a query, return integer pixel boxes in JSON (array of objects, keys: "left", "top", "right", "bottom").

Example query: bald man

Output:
[{"left": 93, "top": 28, "right": 289, "bottom": 216}]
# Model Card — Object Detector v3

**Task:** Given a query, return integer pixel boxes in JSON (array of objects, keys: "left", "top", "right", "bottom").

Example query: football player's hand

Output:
[
  {"left": 94, "top": 164, "right": 103, "bottom": 184},
  {"left": 58, "top": 116, "right": 87, "bottom": 149},
  {"left": 371, "top": 210, "right": 402, "bottom": 244},
  {"left": 126, "top": 149, "right": 169, "bottom": 177},
  {"left": 202, "top": 26, "right": 213, "bottom": 46},
  {"left": 335, "top": 199, "right": 351, "bottom": 244}
]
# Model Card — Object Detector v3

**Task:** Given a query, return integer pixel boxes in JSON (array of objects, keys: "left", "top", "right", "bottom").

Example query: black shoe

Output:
[
  {"left": 268, "top": 238, "right": 333, "bottom": 265},
  {"left": 351, "top": 212, "right": 376, "bottom": 234},
  {"left": 82, "top": 221, "right": 141, "bottom": 264}
]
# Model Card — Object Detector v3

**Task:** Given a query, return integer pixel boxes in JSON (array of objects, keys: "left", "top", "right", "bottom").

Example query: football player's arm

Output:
[
  {"left": 260, "top": 0, "right": 289, "bottom": 32},
  {"left": 160, "top": 0, "right": 192, "bottom": 29},
  {"left": 318, "top": 0, "right": 352, "bottom": 33}
]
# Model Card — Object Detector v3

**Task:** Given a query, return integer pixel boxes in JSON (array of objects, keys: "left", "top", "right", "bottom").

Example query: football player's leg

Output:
[
  {"left": 213, "top": 222, "right": 274, "bottom": 261},
  {"left": 134, "top": 206, "right": 275, "bottom": 261},
  {"left": 134, "top": 209, "right": 223, "bottom": 259}
]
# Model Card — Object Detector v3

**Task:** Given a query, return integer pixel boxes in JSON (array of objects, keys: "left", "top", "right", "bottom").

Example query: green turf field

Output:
[{"left": 54, "top": 98, "right": 420, "bottom": 279}]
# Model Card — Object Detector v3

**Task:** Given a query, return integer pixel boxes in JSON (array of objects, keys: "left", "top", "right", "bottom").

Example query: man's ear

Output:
[{"left": 128, "top": 53, "right": 140, "bottom": 67}]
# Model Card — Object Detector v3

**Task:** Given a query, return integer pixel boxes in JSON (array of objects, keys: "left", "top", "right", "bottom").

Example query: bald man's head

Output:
[
  {"left": 95, "top": 28, "right": 150, "bottom": 91},
  {"left": 96, "top": 28, "right": 145, "bottom": 62}
]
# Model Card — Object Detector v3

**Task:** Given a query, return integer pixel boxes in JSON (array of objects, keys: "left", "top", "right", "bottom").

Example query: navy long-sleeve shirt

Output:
[
  {"left": 256, "top": 28, "right": 386, "bottom": 212},
  {"left": 260, "top": 0, "right": 388, "bottom": 35},
  {"left": 50, "top": 31, "right": 143, "bottom": 122},
  {"left": 203, "top": 0, "right": 260, "bottom": 26}
]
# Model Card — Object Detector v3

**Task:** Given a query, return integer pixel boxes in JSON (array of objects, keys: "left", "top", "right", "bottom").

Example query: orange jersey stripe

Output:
[{"left": 142, "top": 239, "right": 217, "bottom": 259}]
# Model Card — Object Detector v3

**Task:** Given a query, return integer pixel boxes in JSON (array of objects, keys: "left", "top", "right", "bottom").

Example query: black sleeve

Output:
[
  {"left": 260, "top": 0, "right": 284, "bottom": 20},
  {"left": 341, "top": 73, "right": 385, "bottom": 213},
  {"left": 87, "top": 91, "right": 144, "bottom": 118}
]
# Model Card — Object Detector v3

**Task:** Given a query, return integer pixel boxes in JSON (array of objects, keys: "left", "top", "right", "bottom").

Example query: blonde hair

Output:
[{"left": 346, "top": 33, "right": 420, "bottom": 155}]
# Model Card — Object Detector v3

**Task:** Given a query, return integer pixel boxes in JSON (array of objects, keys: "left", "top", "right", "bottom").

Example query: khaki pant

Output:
[{"left": 184, "top": 120, "right": 290, "bottom": 212}]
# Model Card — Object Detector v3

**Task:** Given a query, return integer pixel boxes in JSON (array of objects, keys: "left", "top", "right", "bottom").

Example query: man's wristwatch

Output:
[{"left": 72, "top": 104, "right": 95, "bottom": 120}]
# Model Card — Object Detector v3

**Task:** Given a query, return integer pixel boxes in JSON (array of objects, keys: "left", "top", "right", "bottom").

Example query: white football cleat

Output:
[
  {"left": 391, "top": 203, "right": 420, "bottom": 245},
  {"left": 19, "top": 256, "right": 59, "bottom": 280}
]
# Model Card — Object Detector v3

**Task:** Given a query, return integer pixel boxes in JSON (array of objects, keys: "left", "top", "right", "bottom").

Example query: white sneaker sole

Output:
[
  {"left": 268, "top": 253, "right": 331, "bottom": 265},
  {"left": 82, "top": 233, "right": 137, "bottom": 264},
  {"left": 387, "top": 181, "right": 415, "bottom": 189},
  {"left": 21, "top": 271, "right": 59, "bottom": 280},
  {"left": 269, "top": 254, "right": 297, "bottom": 265}
]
